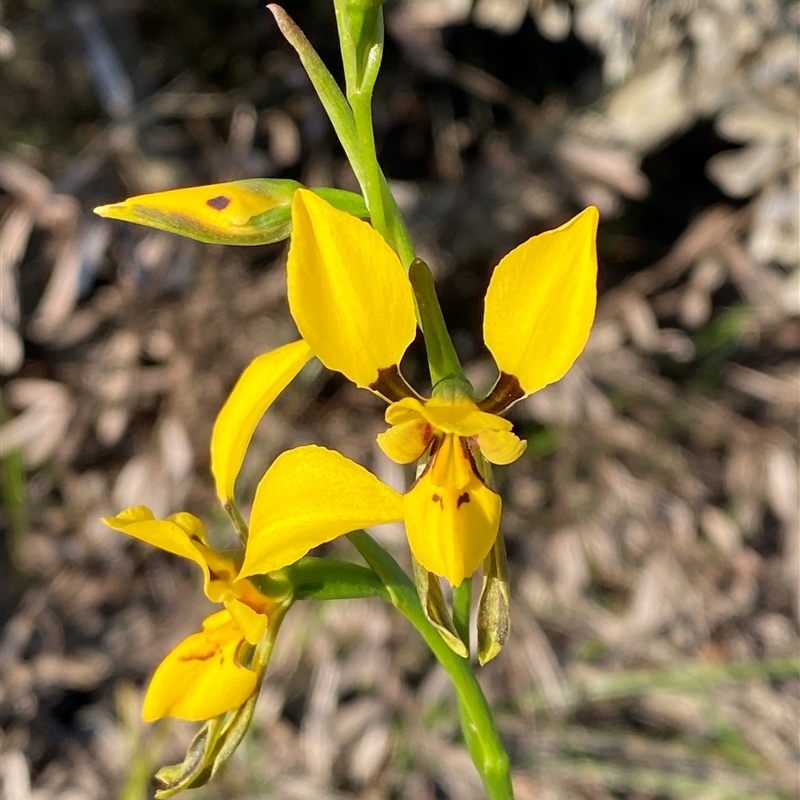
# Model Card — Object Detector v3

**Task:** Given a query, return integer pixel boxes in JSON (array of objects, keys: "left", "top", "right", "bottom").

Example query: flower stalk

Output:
[{"left": 349, "top": 531, "right": 513, "bottom": 800}]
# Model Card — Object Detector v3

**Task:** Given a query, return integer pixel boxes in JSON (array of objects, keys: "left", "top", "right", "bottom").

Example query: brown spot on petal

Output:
[
  {"left": 207, "top": 195, "right": 231, "bottom": 210},
  {"left": 432, "top": 493, "right": 443, "bottom": 508},
  {"left": 457, "top": 492, "right": 470, "bottom": 508}
]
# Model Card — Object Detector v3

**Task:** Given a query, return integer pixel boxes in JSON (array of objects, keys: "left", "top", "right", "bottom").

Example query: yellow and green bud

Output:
[
  {"left": 94, "top": 180, "right": 370, "bottom": 246},
  {"left": 95, "top": 179, "right": 302, "bottom": 245}
]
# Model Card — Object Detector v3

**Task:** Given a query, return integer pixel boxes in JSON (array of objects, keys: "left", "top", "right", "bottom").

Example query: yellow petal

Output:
[
  {"left": 223, "top": 593, "right": 269, "bottom": 645},
  {"left": 94, "top": 179, "right": 300, "bottom": 245},
  {"left": 167, "top": 511, "right": 209, "bottom": 545},
  {"left": 483, "top": 207, "right": 599, "bottom": 397},
  {"left": 387, "top": 396, "right": 513, "bottom": 437},
  {"left": 475, "top": 428, "right": 527, "bottom": 465},
  {"left": 102, "top": 506, "right": 209, "bottom": 577},
  {"left": 404, "top": 435, "right": 502, "bottom": 586},
  {"left": 384, "top": 397, "right": 428, "bottom": 426},
  {"left": 287, "top": 189, "right": 417, "bottom": 389},
  {"left": 198, "top": 545, "right": 241, "bottom": 602},
  {"left": 239, "top": 445, "right": 404, "bottom": 579},
  {"left": 376, "top": 418, "right": 432, "bottom": 464},
  {"left": 211, "top": 340, "right": 313, "bottom": 503},
  {"left": 142, "top": 610, "right": 257, "bottom": 722}
]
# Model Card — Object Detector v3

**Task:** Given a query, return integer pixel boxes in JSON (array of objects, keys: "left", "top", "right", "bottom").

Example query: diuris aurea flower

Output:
[
  {"left": 104, "top": 445, "right": 402, "bottom": 721},
  {"left": 102, "top": 505, "right": 277, "bottom": 721},
  {"left": 213, "top": 189, "right": 598, "bottom": 588}
]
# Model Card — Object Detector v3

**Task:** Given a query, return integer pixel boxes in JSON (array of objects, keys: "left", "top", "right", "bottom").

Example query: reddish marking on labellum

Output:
[
  {"left": 207, "top": 195, "right": 231, "bottom": 210},
  {"left": 432, "top": 493, "right": 443, "bottom": 508},
  {"left": 457, "top": 492, "right": 470, "bottom": 508},
  {"left": 178, "top": 650, "right": 215, "bottom": 662}
]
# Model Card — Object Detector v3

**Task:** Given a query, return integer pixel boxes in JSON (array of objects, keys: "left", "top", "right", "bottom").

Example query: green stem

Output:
[
  {"left": 267, "top": 5, "right": 365, "bottom": 190},
  {"left": 409, "top": 258, "right": 469, "bottom": 388},
  {"left": 224, "top": 500, "right": 249, "bottom": 547},
  {"left": 352, "top": 132, "right": 465, "bottom": 387},
  {"left": 273, "top": 3, "right": 463, "bottom": 385},
  {"left": 351, "top": 91, "right": 388, "bottom": 239},
  {"left": 348, "top": 531, "right": 514, "bottom": 800},
  {"left": 453, "top": 576, "right": 472, "bottom": 651},
  {"left": 378, "top": 171, "right": 416, "bottom": 267}
]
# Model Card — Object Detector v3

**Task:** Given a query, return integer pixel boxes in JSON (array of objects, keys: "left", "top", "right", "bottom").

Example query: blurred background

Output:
[{"left": 1, "top": 0, "right": 798, "bottom": 798}]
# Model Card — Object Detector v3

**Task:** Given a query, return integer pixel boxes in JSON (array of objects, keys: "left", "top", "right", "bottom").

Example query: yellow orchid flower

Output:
[
  {"left": 102, "top": 505, "right": 273, "bottom": 645},
  {"left": 104, "top": 446, "right": 403, "bottom": 721},
  {"left": 212, "top": 188, "right": 598, "bottom": 588}
]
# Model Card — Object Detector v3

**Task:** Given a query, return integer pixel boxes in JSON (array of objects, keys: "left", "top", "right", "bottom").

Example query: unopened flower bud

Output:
[{"left": 95, "top": 178, "right": 302, "bottom": 245}]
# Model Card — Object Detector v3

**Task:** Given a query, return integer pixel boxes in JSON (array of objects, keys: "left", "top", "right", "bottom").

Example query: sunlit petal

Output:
[
  {"left": 404, "top": 436, "right": 501, "bottom": 586},
  {"left": 211, "top": 340, "right": 313, "bottom": 503},
  {"left": 223, "top": 594, "right": 269, "bottom": 645},
  {"left": 287, "top": 190, "right": 417, "bottom": 389},
  {"left": 376, "top": 418, "right": 432, "bottom": 464},
  {"left": 385, "top": 396, "right": 513, "bottom": 437},
  {"left": 142, "top": 610, "right": 257, "bottom": 722},
  {"left": 474, "top": 428, "right": 527, "bottom": 465},
  {"left": 102, "top": 506, "right": 209, "bottom": 578},
  {"left": 239, "top": 445, "right": 403, "bottom": 579},
  {"left": 384, "top": 397, "right": 427, "bottom": 426},
  {"left": 167, "top": 511, "right": 210, "bottom": 545},
  {"left": 483, "top": 206, "right": 598, "bottom": 398},
  {"left": 420, "top": 398, "right": 514, "bottom": 436}
]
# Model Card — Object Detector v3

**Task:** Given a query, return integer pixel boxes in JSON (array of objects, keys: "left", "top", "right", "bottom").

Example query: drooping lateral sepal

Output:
[
  {"left": 412, "top": 556, "right": 468, "bottom": 658},
  {"left": 477, "top": 534, "right": 510, "bottom": 665}
]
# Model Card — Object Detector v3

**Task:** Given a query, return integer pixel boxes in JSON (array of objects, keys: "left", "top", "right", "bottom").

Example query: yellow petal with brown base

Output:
[
  {"left": 287, "top": 189, "right": 416, "bottom": 389},
  {"left": 483, "top": 206, "right": 599, "bottom": 398}
]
